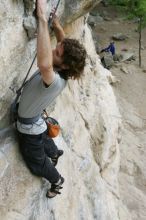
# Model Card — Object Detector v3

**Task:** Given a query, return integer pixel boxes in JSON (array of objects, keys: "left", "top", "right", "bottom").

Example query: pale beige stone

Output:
[{"left": 0, "top": 1, "right": 140, "bottom": 220}]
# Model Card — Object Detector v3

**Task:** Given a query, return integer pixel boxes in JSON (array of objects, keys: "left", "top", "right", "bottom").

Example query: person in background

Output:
[
  {"left": 100, "top": 41, "right": 115, "bottom": 56},
  {"left": 100, "top": 42, "right": 115, "bottom": 69}
]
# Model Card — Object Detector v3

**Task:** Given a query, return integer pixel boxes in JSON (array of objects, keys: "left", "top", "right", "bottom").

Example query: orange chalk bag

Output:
[{"left": 43, "top": 110, "right": 60, "bottom": 138}]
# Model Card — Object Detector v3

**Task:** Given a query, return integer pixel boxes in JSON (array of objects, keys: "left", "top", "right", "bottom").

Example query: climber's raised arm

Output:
[
  {"left": 52, "top": 16, "right": 65, "bottom": 43},
  {"left": 37, "top": 0, "right": 55, "bottom": 85}
]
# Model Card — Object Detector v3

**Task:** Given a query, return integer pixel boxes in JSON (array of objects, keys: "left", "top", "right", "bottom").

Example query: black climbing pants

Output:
[{"left": 17, "top": 130, "right": 60, "bottom": 184}]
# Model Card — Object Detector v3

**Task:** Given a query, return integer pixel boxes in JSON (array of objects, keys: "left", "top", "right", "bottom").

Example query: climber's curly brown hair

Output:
[{"left": 58, "top": 38, "right": 87, "bottom": 80}]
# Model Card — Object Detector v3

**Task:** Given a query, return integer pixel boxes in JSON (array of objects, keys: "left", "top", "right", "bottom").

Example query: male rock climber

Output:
[{"left": 17, "top": 0, "right": 86, "bottom": 198}]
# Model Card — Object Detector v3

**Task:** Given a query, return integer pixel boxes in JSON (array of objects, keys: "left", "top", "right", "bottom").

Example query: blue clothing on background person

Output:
[{"left": 101, "top": 42, "right": 115, "bottom": 55}]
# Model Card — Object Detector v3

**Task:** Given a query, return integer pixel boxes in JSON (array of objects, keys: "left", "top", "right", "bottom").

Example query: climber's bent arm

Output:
[{"left": 52, "top": 16, "right": 65, "bottom": 43}]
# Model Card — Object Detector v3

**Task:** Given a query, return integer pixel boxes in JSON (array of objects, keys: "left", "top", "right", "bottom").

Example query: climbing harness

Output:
[{"left": 10, "top": 0, "right": 61, "bottom": 125}]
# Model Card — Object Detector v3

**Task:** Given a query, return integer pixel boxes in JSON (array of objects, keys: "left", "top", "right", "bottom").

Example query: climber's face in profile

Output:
[{"left": 52, "top": 42, "right": 68, "bottom": 70}]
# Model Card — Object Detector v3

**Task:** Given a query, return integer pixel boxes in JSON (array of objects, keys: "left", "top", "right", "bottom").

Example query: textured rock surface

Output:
[
  {"left": 0, "top": 0, "right": 37, "bottom": 128},
  {"left": 23, "top": 0, "right": 100, "bottom": 39},
  {"left": 0, "top": 1, "right": 133, "bottom": 220}
]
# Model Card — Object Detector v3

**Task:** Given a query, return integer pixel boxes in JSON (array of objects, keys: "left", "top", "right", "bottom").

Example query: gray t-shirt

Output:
[{"left": 17, "top": 70, "right": 67, "bottom": 135}]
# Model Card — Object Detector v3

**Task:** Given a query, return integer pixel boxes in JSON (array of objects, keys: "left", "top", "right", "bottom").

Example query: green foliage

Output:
[
  {"left": 128, "top": 0, "right": 146, "bottom": 17},
  {"left": 109, "top": 0, "right": 146, "bottom": 24},
  {"left": 108, "top": 0, "right": 128, "bottom": 6}
]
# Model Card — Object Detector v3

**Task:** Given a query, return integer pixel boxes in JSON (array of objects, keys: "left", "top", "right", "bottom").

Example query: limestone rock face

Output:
[
  {"left": 23, "top": 0, "right": 100, "bottom": 39},
  {"left": 23, "top": 0, "right": 36, "bottom": 15},
  {"left": 0, "top": 1, "right": 134, "bottom": 220}
]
